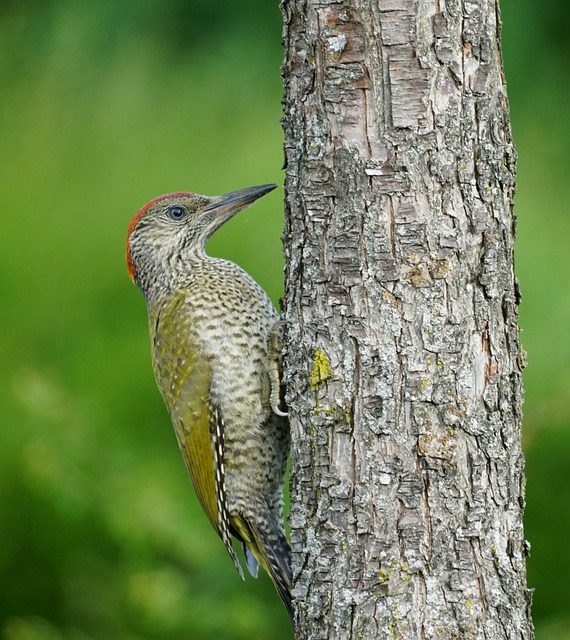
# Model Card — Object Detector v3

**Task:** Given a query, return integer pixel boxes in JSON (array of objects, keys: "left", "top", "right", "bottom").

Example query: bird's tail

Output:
[{"left": 232, "top": 513, "right": 293, "bottom": 622}]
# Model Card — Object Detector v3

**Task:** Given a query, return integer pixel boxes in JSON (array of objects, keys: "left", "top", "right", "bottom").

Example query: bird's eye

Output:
[{"left": 168, "top": 205, "right": 186, "bottom": 221}]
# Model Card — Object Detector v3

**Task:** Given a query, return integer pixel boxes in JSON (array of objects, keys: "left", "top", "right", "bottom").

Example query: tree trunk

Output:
[{"left": 280, "top": 0, "right": 533, "bottom": 638}]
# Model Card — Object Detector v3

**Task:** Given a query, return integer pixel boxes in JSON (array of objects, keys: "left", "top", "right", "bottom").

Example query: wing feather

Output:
[{"left": 150, "top": 293, "right": 243, "bottom": 577}]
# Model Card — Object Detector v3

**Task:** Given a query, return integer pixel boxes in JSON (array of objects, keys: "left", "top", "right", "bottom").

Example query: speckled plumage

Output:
[{"left": 126, "top": 185, "right": 291, "bottom": 619}]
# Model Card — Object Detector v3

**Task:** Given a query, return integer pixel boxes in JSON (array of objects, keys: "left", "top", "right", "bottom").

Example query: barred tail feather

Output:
[
  {"left": 232, "top": 514, "right": 293, "bottom": 622},
  {"left": 262, "top": 528, "right": 293, "bottom": 622}
]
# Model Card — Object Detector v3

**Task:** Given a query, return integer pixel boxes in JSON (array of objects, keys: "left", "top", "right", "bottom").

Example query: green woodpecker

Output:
[{"left": 126, "top": 184, "right": 292, "bottom": 619}]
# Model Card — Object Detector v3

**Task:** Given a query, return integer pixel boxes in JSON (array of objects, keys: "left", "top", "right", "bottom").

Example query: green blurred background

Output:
[{"left": 0, "top": 1, "right": 567, "bottom": 638}]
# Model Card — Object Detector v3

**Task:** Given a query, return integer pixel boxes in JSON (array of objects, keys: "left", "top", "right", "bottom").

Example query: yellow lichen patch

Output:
[
  {"left": 377, "top": 557, "right": 398, "bottom": 589},
  {"left": 406, "top": 265, "right": 430, "bottom": 287},
  {"left": 310, "top": 347, "right": 333, "bottom": 392},
  {"left": 378, "top": 568, "right": 390, "bottom": 585},
  {"left": 418, "top": 428, "right": 457, "bottom": 461},
  {"left": 399, "top": 562, "right": 412, "bottom": 582},
  {"left": 429, "top": 258, "right": 451, "bottom": 279},
  {"left": 403, "top": 251, "right": 422, "bottom": 265},
  {"left": 381, "top": 288, "right": 398, "bottom": 307}
]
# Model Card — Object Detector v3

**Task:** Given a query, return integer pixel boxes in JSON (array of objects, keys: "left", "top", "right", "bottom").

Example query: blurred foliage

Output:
[{"left": 0, "top": 0, "right": 568, "bottom": 638}]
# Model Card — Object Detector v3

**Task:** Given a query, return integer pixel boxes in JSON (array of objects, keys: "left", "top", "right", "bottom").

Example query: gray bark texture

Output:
[{"left": 280, "top": 0, "right": 534, "bottom": 638}]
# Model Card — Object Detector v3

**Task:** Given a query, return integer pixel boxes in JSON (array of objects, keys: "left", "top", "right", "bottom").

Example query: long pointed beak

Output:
[{"left": 204, "top": 183, "right": 278, "bottom": 219}]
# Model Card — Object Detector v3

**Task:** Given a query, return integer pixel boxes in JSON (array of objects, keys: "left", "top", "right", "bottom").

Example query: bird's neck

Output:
[{"left": 138, "top": 248, "right": 216, "bottom": 306}]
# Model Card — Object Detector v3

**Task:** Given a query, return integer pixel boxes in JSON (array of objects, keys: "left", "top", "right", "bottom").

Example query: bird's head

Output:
[{"left": 126, "top": 184, "right": 277, "bottom": 293}]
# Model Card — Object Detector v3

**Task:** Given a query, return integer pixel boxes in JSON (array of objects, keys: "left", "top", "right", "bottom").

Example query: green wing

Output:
[{"left": 150, "top": 292, "right": 243, "bottom": 577}]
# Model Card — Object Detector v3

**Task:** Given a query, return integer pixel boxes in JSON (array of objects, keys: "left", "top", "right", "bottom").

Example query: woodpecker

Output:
[{"left": 126, "top": 184, "right": 292, "bottom": 619}]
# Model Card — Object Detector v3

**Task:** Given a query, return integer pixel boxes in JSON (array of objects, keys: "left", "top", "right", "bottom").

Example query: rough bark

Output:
[{"left": 280, "top": 0, "right": 533, "bottom": 638}]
